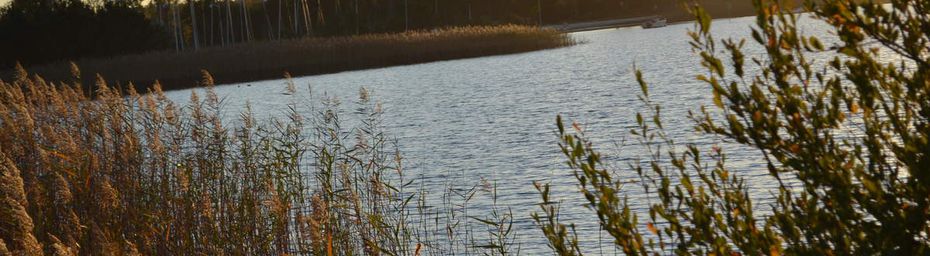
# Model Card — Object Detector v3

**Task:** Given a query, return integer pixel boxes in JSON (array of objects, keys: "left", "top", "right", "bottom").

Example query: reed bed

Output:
[
  {"left": 0, "top": 66, "right": 520, "bottom": 255},
  {"left": 23, "top": 25, "right": 574, "bottom": 91}
]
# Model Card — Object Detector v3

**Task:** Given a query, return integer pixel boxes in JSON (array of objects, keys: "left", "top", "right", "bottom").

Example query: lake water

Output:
[{"left": 165, "top": 15, "right": 835, "bottom": 254}]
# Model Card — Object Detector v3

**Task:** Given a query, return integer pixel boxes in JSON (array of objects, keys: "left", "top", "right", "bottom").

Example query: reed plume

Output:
[
  {"left": 0, "top": 239, "right": 10, "bottom": 256},
  {"left": 0, "top": 67, "right": 520, "bottom": 255},
  {"left": 45, "top": 173, "right": 81, "bottom": 254},
  {"left": 0, "top": 155, "right": 43, "bottom": 256}
]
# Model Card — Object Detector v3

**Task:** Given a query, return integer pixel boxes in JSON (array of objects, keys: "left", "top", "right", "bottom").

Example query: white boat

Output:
[{"left": 642, "top": 17, "right": 668, "bottom": 29}]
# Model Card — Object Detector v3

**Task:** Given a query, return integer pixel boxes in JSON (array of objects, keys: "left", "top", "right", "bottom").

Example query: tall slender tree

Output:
[
  {"left": 276, "top": 0, "right": 283, "bottom": 38},
  {"left": 225, "top": 0, "right": 234, "bottom": 43},
  {"left": 188, "top": 0, "right": 200, "bottom": 50},
  {"left": 315, "top": 0, "right": 323, "bottom": 27},
  {"left": 353, "top": 0, "right": 358, "bottom": 34},
  {"left": 240, "top": 0, "right": 252, "bottom": 41},
  {"left": 208, "top": 0, "right": 215, "bottom": 45},
  {"left": 261, "top": 0, "right": 274, "bottom": 40},
  {"left": 403, "top": 0, "right": 408, "bottom": 30},
  {"left": 292, "top": 0, "right": 298, "bottom": 35},
  {"left": 301, "top": 0, "right": 311, "bottom": 35},
  {"left": 170, "top": 0, "right": 184, "bottom": 51},
  {"left": 536, "top": 0, "right": 542, "bottom": 25},
  {"left": 199, "top": 1, "right": 207, "bottom": 45}
]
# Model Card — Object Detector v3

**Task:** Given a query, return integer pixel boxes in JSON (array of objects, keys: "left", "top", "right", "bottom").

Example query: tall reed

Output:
[{"left": 0, "top": 65, "right": 519, "bottom": 255}]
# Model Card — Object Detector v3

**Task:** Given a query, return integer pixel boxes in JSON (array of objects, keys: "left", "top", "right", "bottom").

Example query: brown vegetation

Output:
[
  {"left": 22, "top": 25, "right": 574, "bottom": 91},
  {"left": 0, "top": 66, "right": 518, "bottom": 255}
]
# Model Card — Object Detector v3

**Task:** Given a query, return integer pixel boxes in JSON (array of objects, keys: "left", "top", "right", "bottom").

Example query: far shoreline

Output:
[
  {"left": 550, "top": 12, "right": 773, "bottom": 33},
  {"left": 16, "top": 25, "right": 575, "bottom": 92}
]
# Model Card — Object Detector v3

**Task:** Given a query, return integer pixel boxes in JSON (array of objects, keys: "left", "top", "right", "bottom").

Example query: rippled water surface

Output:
[{"left": 165, "top": 16, "right": 834, "bottom": 253}]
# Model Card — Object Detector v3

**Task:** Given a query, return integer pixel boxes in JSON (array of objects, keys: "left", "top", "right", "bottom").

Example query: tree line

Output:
[
  {"left": 0, "top": 0, "right": 169, "bottom": 69},
  {"left": 1, "top": 0, "right": 755, "bottom": 69}
]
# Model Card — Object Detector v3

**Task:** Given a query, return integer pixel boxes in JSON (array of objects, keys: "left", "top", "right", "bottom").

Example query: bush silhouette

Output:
[{"left": 0, "top": 0, "right": 169, "bottom": 69}]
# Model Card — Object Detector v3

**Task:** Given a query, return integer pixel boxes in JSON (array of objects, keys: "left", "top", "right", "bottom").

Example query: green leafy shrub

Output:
[{"left": 539, "top": 0, "right": 930, "bottom": 254}]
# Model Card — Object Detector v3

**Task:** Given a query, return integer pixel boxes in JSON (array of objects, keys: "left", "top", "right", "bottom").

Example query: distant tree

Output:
[
  {"left": 0, "top": 0, "right": 169, "bottom": 68},
  {"left": 0, "top": 0, "right": 757, "bottom": 68},
  {"left": 189, "top": 0, "right": 200, "bottom": 50}
]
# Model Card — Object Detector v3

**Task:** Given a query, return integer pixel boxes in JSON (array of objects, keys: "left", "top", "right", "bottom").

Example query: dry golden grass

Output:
[
  {"left": 0, "top": 155, "right": 43, "bottom": 256},
  {"left": 24, "top": 25, "right": 574, "bottom": 91},
  {"left": 0, "top": 66, "right": 518, "bottom": 255}
]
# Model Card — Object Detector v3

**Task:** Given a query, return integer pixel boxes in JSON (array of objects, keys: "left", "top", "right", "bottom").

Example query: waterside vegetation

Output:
[
  {"left": 0, "top": 0, "right": 755, "bottom": 69},
  {"left": 24, "top": 25, "right": 574, "bottom": 91},
  {"left": 1, "top": 0, "right": 928, "bottom": 255},
  {"left": 539, "top": 0, "right": 930, "bottom": 254},
  {"left": 0, "top": 67, "right": 522, "bottom": 255}
]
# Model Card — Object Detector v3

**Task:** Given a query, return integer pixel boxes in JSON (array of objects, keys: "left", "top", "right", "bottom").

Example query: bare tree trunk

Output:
[
  {"left": 157, "top": 0, "right": 166, "bottom": 26},
  {"left": 536, "top": 0, "right": 542, "bottom": 26},
  {"left": 241, "top": 0, "right": 253, "bottom": 41},
  {"left": 292, "top": 0, "right": 299, "bottom": 36},
  {"left": 209, "top": 1, "right": 215, "bottom": 45},
  {"left": 404, "top": 0, "right": 408, "bottom": 31},
  {"left": 262, "top": 0, "right": 274, "bottom": 40},
  {"left": 170, "top": 1, "right": 184, "bottom": 51},
  {"left": 218, "top": 3, "right": 226, "bottom": 46},
  {"left": 315, "top": 0, "right": 324, "bottom": 27},
  {"left": 302, "top": 0, "right": 311, "bottom": 35},
  {"left": 225, "top": 0, "right": 234, "bottom": 43},
  {"left": 200, "top": 1, "right": 208, "bottom": 46},
  {"left": 219, "top": 2, "right": 227, "bottom": 46},
  {"left": 189, "top": 0, "right": 200, "bottom": 50},
  {"left": 354, "top": 0, "right": 359, "bottom": 34},
  {"left": 169, "top": 2, "right": 180, "bottom": 51},
  {"left": 178, "top": 2, "right": 186, "bottom": 50},
  {"left": 277, "top": 0, "right": 283, "bottom": 38}
]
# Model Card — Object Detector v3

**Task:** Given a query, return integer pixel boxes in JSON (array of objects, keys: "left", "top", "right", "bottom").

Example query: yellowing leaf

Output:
[
  {"left": 789, "top": 144, "right": 801, "bottom": 154},
  {"left": 780, "top": 38, "right": 792, "bottom": 50},
  {"left": 647, "top": 222, "right": 658, "bottom": 235}
]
